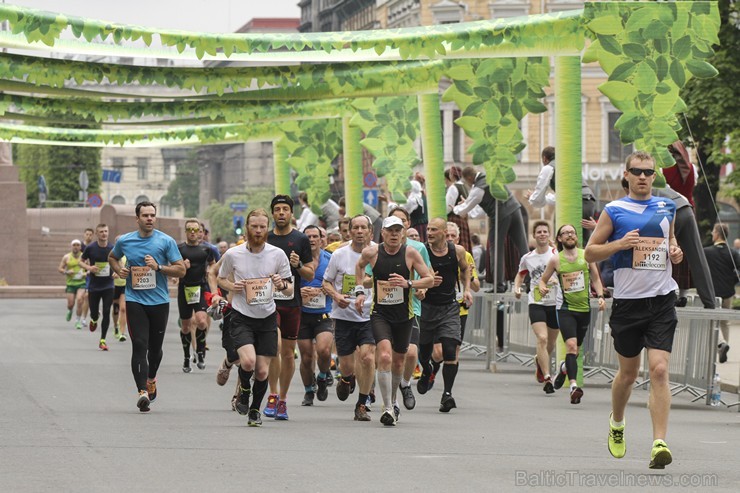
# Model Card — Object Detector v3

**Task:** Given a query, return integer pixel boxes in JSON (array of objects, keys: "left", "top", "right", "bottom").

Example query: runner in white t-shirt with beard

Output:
[
  {"left": 513, "top": 220, "right": 561, "bottom": 394},
  {"left": 211, "top": 209, "right": 293, "bottom": 427},
  {"left": 322, "top": 214, "right": 376, "bottom": 422}
]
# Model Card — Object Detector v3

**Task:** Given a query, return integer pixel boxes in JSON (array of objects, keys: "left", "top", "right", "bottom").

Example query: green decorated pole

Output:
[
  {"left": 555, "top": 55, "right": 584, "bottom": 386},
  {"left": 343, "top": 116, "right": 363, "bottom": 217},
  {"left": 273, "top": 139, "right": 290, "bottom": 196},
  {"left": 418, "top": 93, "right": 445, "bottom": 219}
]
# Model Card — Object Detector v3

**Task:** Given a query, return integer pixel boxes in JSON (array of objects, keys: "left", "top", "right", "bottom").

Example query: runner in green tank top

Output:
[
  {"left": 539, "top": 224, "right": 605, "bottom": 404},
  {"left": 58, "top": 239, "right": 87, "bottom": 328}
]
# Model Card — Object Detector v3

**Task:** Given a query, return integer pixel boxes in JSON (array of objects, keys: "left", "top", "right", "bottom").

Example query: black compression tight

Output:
[
  {"left": 88, "top": 289, "right": 114, "bottom": 339},
  {"left": 126, "top": 302, "right": 169, "bottom": 392}
]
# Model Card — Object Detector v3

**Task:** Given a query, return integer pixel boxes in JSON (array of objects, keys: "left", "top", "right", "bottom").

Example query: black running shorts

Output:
[
  {"left": 529, "top": 304, "right": 559, "bottom": 329},
  {"left": 371, "top": 315, "right": 413, "bottom": 354},
  {"left": 557, "top": 309, "right": 591, "bottom": 347},
  {"left": 229, "top": 310, "right": 278, "bottom": 357},
  {"left": 334, "top": 319, "right": 375, "bottom": 357},
  {"left": 297, "top": 312, "right": 334, "bottom": 340},
  {"left": 609, "top": 292, "right": 677, "bottom": 357}
]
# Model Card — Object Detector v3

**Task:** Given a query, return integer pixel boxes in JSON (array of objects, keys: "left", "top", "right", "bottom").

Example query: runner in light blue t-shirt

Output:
[{"left": 109, "top": 202, "right": 185, "bottom": 414}]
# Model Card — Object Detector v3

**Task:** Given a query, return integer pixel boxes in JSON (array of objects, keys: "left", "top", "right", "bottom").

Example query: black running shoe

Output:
[
  {"left": 417, "top": 371, "right": 431, "bottom": 395},
  {"left": 336, "top": 377, "right": 351, "bottom": 401},
  {"left": 316, "top": 376, "right": 329, "bottom": 401},
  {"left": 400, "top": 384, "right": 416, "bottom": 410},
  {"left": 439, "top": 393, "right": 457, "bottom": 413},
  {"left": 247, "top": 409, "right": 262, "bottom": 427},
  {"left": 196, "top": 352, "right": 206, "bottom": 370},
  {"left": 182, "top": 358, "right": 192, "bottom": 373},
  {"left": 553, "top": 361, "right": 567, "bottom": 390},
  {"left": 235, "top": 399, "right": 250, "bottom": 415},
  {"left": 543, "top": 378, "right": 555, "bottom": 394}
]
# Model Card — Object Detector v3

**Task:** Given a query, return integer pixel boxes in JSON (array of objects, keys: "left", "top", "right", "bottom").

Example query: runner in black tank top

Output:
[
  {"left": 416, "top": 218, "right": 472, "bottom": 412},
  {"left": 354, "top": 216, "right": 434, "bottom": 427},
  {"left": 372, "top": 244, "right": 413, "bottom": 323}
]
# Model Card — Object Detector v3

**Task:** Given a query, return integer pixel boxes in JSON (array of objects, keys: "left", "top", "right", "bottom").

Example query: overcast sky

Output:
[{"left": 9, "top": 0, "right": 303, "bottom": 32}]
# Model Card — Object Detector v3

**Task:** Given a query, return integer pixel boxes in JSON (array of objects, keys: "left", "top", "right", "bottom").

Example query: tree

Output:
[
  {"left": 14, "top": 117, "right": 101, "bottom": 207},
  {"left": 202, "top": 188, "right": 276, "bottom": 242},
  {"left": 681, "top": 0, "right": 740, "bottom": 241},
  {"left": 161, "top": 150, "right": 200, "bottom": 217}
]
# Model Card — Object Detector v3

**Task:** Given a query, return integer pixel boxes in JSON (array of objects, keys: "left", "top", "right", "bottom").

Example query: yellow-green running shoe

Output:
[
  {"left": 608, "top": 413, "right": 626, "bottom": 459},
  {"left": 649, "top": 439, "right": 672, "bottom": 469}
]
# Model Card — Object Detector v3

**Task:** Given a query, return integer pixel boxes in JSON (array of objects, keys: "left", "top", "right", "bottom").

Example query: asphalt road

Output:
[{"left": 1, "top": 299, "right": 739, "bottom": 493}]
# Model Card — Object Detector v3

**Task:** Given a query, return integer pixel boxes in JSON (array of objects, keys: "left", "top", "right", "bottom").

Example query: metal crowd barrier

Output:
[{"left": 462, "top": 291, "right": 740, "bottom": 407}]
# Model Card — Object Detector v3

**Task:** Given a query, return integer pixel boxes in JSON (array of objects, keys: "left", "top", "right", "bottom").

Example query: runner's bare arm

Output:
[
  {"left": 589, "top": 262, "right": 606, "bottom": 311},
  {"left": 322, "top": 279, "right": 350, "bottom": 309},
  {"left": 58, "top": 254, "right": 69, "bottom": 274},
  {"left": 208, "top": 258, "right": 223, "bottom": 302},
  {"left": 271, "top": 273, "right": 294, "bottom": 297},
  {"left": 538, "top": 255, "right": 559, "bottom": 296},
  {"left": 108, "top": 252, "right": 128, "bottom": 278},
  {"left": 408, "top": 248, "right": 434, "bottom": 290},
  {"left": 513, "top": 271, "right": 525, "bottom": 298},
  {"left": 147, "top": 256, "right": 185, "bottom": 278},
  {"left": 356, "top": 245, "right": 377, "bottom": 289},
  {"left": 584, "top": 212, "right": 638, "bottom": 263},
  {"left": 456, "top": 245, "right": 473, "bottom": 306}
]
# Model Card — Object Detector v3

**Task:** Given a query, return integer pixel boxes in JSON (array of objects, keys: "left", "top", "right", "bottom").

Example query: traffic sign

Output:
[
  {"left": 87, "top": 193, "right": 103, "bottom": 208},
  {"left": 102, "top": 169, "right": 122, "bottom": 183},
  {"left": 363, "top": 189, "right": 378, "bottom": 208},
  {"left": 79, "top": 170, "right": 89, "bottom": 191},
  {"left": 230, "top": 202, "right": 248, "bottom": 211},
  {"left": 363, "top": 172, "right": 378, "bottom": 188}
]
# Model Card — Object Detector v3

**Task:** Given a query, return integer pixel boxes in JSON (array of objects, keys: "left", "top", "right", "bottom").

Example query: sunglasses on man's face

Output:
[
  {"left": 185, "top": 227, "right": 200, "bottom": 233},
  {"left": 627, "top": 167, "right": 656, "bottom": 177}
]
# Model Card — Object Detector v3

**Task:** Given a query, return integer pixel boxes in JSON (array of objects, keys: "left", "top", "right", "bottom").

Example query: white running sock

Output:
[{"left": 377, "top": 371, "right": 391, "bottom": 408}]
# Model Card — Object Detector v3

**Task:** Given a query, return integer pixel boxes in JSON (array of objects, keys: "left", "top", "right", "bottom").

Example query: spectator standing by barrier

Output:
[{"left": 704, "top": 223, "right": 740, "bottom": 363}]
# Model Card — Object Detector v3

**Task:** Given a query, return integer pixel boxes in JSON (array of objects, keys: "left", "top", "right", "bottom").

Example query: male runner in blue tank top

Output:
[
  {"left": 355, "top": 216, "right": 433, "bottom": 426},
  {"left": 586, "top": 151, "right": 683, "bottom": 469}
]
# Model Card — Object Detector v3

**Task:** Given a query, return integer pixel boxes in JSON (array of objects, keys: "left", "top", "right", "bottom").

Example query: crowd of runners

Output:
[{"left": 57, "top": 149, "right": 720, "bottom": 471}]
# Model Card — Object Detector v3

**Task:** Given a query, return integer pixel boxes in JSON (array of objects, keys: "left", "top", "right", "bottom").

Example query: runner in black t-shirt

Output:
[
  {"left": 178, "top": 219, "right": 216, "bottom": 373},
  {"left": 263, "top": 195, "right": 315, "bottom": 420},
  {"left": 80, "top": 224, "right": 115, "bottom": 351}
]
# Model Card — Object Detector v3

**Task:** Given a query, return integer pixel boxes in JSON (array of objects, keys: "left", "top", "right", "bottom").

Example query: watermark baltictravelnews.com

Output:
[{"left": 514, "top": 470, "right": 719, "bottom": 488}]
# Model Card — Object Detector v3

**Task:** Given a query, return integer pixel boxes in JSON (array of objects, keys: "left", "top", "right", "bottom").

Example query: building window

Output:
[
  {"left": 431, "top": 0, "right": 464, "bottom": 25},
  {"left": 137, "top": 158, "right": 148, "bottom": 180},
  {"left": 164, "top": 163, "right": 172, "bottom": 181},
  {"left": 608, "top": 112, "right": 634, "bottom": 164},
  {"left": 135, "top": 195, "right": 150, "bottom": 205},
  {"left": 111, "top": 195, "right": 126, "bottom": 205},
  {"left": 490, "top": 0, "right": 530, "bottom": 19},
  {"left": 111, "top": 157, "right": 124, "bottom": 170}
]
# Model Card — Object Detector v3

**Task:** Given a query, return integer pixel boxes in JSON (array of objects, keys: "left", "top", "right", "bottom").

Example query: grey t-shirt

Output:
[{"left": 218, "top": 243, "right": 292, "bottom": 319}]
